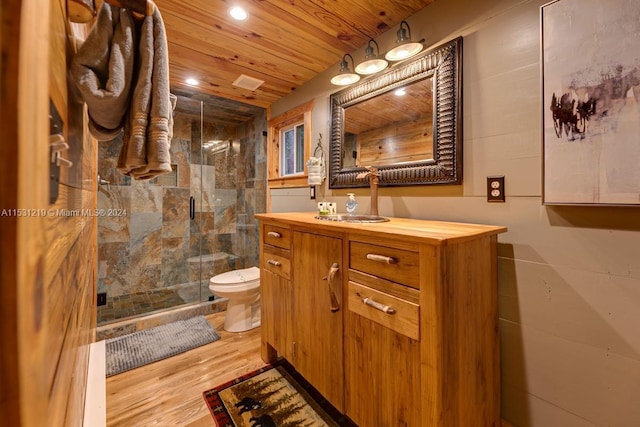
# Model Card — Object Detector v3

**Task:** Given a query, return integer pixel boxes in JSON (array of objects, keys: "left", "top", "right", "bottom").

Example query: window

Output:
[
  {"left": 267, "top": 99, "right": 314, "bottom": 189},
  {"left": 280, "top": 123, "right": 305, "bottom": 176}
]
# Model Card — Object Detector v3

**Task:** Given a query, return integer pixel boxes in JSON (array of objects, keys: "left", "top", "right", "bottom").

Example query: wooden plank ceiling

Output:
[
  {"left": 344, "top": 76, "right": 433, "bottom": 135},
  {"left": 155, "top": 0, "right": 435, "bottom": 119}
]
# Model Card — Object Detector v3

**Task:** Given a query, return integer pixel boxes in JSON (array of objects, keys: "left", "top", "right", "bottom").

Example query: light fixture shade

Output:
[
  {"left": 355, "top": 39, "right": 388, "bottom": 75},
  {"left": 385, "top": 20, "right": 423, "bottom": 61},
  {"left": 331, "top": 53, "right": 361, "bottom": 85}
]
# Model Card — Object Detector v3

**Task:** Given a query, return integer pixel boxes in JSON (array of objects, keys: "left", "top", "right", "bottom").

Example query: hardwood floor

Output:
[
  {"left": 106, "top": 311, "right": 265, "bottom": 427},
  {"left": 106, "top": 310, "right": 516, "bottom": 427}
]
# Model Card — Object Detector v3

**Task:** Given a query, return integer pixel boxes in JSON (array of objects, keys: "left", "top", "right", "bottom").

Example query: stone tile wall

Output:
[{"left": 97, "top": 105, "right": 266, "bottom": 324}]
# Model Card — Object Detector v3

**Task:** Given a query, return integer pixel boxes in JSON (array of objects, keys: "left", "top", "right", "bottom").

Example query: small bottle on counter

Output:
[{"left": 345, "top": 193, "right": 357, "bottom": 215}]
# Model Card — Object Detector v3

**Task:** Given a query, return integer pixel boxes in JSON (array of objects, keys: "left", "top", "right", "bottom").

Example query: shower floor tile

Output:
[{"left": 97, "top": 282, "right": 211, "bottom": 324}]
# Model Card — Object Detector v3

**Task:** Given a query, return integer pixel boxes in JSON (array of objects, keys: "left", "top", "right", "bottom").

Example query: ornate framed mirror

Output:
[{"left": 329, "top": 37, "right": 462, "bottom": 188}]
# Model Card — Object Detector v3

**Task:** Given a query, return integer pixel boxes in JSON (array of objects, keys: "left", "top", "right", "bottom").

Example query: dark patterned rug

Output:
[
  {"left": 203, "top": 361, "right": 356, "bottom": 427},
  {"left": 105, "top": 315, "right": 220, "bottom": 377}
]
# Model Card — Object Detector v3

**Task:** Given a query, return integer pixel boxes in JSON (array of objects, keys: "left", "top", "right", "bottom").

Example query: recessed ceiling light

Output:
[
  {"left": 394, "top": 88, "right": 407, "bottom": 96},
  {"left": 229, "top": 6, "right": 248, "bottom": 21},
  {"left": 185, "top": 78, "right": 199, "bottom": 86}
]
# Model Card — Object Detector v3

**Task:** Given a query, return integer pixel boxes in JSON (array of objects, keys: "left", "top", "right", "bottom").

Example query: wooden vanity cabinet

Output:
[
  {"left": 257, "top": 213, "right": 506, "bottom": 427},
  {"left": 259, "top": 221, "right": 345, "bottom": 411},
  {"left": 291, "top": 230, "right": 344, "bottom": 412},
  {"left": 260, "top": 224, "right": 293, "bottom": 361},
  {"left": 345, "top": 238, "right": 423, "bottom": 426}
]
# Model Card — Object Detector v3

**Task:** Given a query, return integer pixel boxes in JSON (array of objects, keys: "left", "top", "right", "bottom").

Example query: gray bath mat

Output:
[{"left": 105, "top": 315, "right": 220, "bottom": 377}]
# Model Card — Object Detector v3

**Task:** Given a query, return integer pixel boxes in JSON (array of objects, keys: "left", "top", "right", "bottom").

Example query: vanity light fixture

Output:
[
  {"left": 385, "top": 20, "right": 424, "bottom": 61},
  {"left": 355, "top": 39, "right": 388, "bottom": 75},
  {"left": 330, "top": 53, "right": 361, "bottom": 86}
]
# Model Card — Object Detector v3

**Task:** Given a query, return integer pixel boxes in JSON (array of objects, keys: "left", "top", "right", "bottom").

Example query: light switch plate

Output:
[{"left": 487, "top": 176, "right": 505, "bottom": 202}]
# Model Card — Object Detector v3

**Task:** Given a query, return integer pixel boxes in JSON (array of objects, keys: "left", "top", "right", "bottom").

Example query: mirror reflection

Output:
[
  {"left": 342, "top": 77, "right": 434, "bottom": 168},
  {"left": 329, "top": 37, "right": 462, "bottom": 188}
]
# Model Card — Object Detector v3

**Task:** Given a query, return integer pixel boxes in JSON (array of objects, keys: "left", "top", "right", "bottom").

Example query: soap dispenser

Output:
[{"left": 345, "top": 193, "right": 357, "bottom": 215}]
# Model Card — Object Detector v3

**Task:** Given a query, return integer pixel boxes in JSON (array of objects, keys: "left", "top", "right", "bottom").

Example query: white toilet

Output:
[{"left": 209, "top": 266, "right": 261, "bottom": 332}]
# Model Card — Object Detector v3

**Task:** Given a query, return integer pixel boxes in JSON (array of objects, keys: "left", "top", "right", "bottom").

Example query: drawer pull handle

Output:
[
  {"left": 357, "top": 292, "right": 396, "bottom": 314},
  {"left": 267, "top": 231, "right": 282, "bottom": 238},
  {"left": 322, "top": 262, "right": 340, "bottom": 312},
  {"left": 267, "top": 259, "right": 281, "bottom": 267},
  {"left": 366, "top": 253, "right": 397, "bottom": 264}
]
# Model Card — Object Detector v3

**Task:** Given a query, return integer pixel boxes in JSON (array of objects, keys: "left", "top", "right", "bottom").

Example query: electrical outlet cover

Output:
[
  {"left": 487, "top": 176, "right": 505, "bottom": 202},
  {"left": 97, "top": 292, "right": 107, "bottom": 306}
]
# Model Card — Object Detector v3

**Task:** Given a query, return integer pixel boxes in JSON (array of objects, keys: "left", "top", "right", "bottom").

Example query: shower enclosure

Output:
[{"left": 96, "top": 93, "right": 267, "bottom": 325}]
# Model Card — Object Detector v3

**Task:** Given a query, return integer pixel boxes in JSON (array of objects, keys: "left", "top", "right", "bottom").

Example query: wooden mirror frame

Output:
[{"left": 329, "top": 37, "right": 462, "bottom": 188}]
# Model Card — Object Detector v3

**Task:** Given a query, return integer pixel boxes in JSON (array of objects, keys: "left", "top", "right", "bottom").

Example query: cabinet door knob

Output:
[
  {"left": 322, "top": 262, "right": 340, "bottom": 312},
  {"left": 267, "top": 231, "right": 282, "bottom": 238},
  {"left": 267, "top": 259, "right": 281, "bottom": 267},
  {"left": 366, "top": 253, "right": 397, "bottom": 264}
]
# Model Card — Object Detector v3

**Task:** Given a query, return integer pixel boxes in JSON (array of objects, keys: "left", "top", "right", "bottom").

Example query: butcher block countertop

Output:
[{"left": 255, "top": 212, "right": 507, "bottom": 246}]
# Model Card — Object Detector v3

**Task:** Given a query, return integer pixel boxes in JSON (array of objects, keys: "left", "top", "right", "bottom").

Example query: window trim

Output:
[
  {"left": 279, "top": 122, "right": 305, "bottom": 177},
  {"left": 267, "top": 99, "right": 314, "bottom": 188}
]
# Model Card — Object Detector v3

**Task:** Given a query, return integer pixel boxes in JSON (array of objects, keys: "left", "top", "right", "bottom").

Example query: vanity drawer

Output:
[
  {"left": 349, "top": 241, "right": 420, "bottom": 289},
  {"left": 263, "top": 224, "right": 291, "bottom": 250},
  {"left": 347, "top": 281, "right": 419, "bottom": 340},
  {"left": 262, "top": 248, "right": 291, "bottom": 280}
]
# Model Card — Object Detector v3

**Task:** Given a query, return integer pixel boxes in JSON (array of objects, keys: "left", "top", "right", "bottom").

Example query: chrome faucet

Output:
[{"left": 355, "top": 166, "right": 379, "bottom": 216}]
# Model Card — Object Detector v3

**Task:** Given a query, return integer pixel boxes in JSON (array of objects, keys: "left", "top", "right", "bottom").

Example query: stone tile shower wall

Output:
[{"left": 97, "top": 107, "right": 267, "bottom": 324}]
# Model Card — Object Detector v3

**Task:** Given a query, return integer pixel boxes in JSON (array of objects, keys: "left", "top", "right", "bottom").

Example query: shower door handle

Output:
[{"left": 189, "top": 196, "right": 195, "bottom": 220}]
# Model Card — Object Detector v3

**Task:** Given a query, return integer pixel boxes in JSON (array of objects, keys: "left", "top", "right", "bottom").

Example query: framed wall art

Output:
[{"left": 541, "top": 0, "right": 640, "bottom": 205}]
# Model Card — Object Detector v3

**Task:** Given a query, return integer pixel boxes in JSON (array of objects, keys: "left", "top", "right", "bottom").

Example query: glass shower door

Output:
[
  {"left": 95, "top": 92, "right": 267, "bottom": 325},
  {"left": 193, "top": 99, "right": 267, "bottom": 298},
  {"left": 96, "top": 97, "right": 204, "bottom": 325}
]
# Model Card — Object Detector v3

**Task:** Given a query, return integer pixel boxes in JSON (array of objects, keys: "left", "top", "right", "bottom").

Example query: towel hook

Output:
[
  {"left": 103, "top": 0, "right": 155, "bottom": 16},
  {"left": 307, "top": 133, "right": 326, "bottom": 193},
  {"left": 313, "top": 133, "right": 325, "bottom": 160},
  {"left": 146, "top": 0, "right": 156, "bottom": 15}
]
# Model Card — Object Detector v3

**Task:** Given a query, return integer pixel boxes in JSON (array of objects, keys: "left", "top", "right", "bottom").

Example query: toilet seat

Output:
[
  {"left": 208, "top": 266, "right": 261, "bottom": 332},
  {"left": 209, "top": 266, "right": 260, "bottom": 293}
]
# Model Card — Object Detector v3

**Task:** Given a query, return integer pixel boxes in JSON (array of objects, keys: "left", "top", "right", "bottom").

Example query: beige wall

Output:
[{"left": 270, "top": 0, "right": 640, "bottom": 425}]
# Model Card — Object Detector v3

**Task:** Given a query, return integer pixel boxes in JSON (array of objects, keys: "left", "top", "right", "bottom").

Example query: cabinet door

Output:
[
  {"left": 260, "top": 268, "right": 292, "bottom": 361},
  {"left": 292, "top": 231, "right": 344, "bottom": 412},
  {"left": 345, "top": 309, "right": 421, "bottom": 426}
]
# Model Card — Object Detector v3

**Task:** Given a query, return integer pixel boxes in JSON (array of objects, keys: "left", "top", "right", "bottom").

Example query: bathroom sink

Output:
[{"left": 314, "top": 214, "right": 390, "bottom": 223}]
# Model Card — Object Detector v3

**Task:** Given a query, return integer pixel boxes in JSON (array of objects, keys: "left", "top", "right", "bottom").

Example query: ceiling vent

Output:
[{"left": 232, "top": 74, "right": 265, "bottom": 91}]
